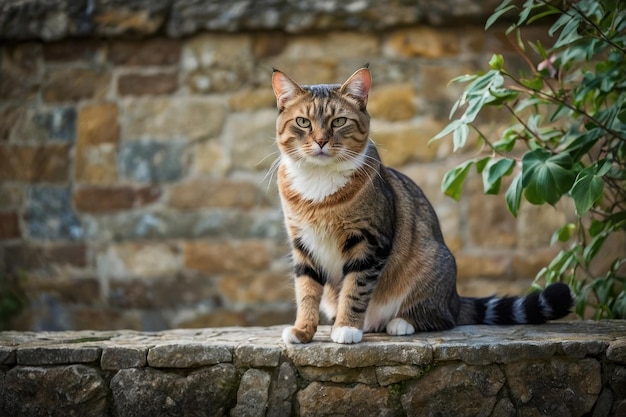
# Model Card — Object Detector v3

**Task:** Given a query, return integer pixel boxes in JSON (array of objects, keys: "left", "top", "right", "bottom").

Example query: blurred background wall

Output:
[{"left": 0, "top": 0, "right": 580, "bottom": 331}]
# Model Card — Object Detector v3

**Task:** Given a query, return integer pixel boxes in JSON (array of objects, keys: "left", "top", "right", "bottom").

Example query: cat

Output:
[{"left": 271, "top": 66, "right": 574, "bottom": 344}]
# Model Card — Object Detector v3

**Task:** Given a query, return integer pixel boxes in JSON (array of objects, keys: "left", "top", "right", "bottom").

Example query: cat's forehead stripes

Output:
[{"left": 302, "top": 84, "right": 341, "bottom": 97}]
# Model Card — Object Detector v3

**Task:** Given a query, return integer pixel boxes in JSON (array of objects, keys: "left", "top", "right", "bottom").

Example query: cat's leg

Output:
[
  {"left": 331, "top": 271, "right": 378, "bottom": 344},
  {"left": 386, "top": 318, "right": 416, "bottom": 335},
  {"left": 282, "top": 272, "right": 323, "bottom": 344},
  {"left": 320, "top": 284, "right": 339, "bottom": 323}
]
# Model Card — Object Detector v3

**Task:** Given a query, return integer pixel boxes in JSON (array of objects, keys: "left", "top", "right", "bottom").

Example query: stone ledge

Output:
[
  {"left": 1, "top": 321, "right": 625, "bottom": 416},
  {"left": 0, "top": 0, "right": 504, "bottom": 41}
]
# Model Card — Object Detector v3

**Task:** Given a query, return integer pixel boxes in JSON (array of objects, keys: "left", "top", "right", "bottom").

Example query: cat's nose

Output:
[{"left": 315, "top": 138, "right": 329, "bottom": 149}]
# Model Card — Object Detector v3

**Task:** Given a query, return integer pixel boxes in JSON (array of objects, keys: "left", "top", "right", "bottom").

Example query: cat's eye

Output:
[
  {"left": 296, "top": 117, "right": 311, "bottom": 128},
  {"left": 331, "top": 117, "right": 347, "bottom": 128}
]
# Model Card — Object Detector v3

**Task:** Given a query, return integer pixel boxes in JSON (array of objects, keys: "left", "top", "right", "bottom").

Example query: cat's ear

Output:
[
  {"left": 340, "top": 67, "right": 371, "bottom": 107},
  {"left": 272, "top": 69, "right": 304, "bottom": 110}
]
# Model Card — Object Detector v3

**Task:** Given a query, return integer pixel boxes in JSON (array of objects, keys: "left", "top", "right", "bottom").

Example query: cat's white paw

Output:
[
  {"left": 386, "top": 318, "right": 415, "bottom": 336},
  {"left": 331, "top": 326, "right": 363, "bottom": 344},
  {"left": 282, "top": 326, "right": 304, "bottom": 344}
]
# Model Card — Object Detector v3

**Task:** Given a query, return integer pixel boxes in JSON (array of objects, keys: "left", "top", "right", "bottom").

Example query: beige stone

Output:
[
  {"left": 228, "top": 88, "right": 276, "bottom": 111},
  {"left": 167, "top": 178, "right": 265, "bottom": 210},
  {"left": 367, "top": 83, "right": 416, "bottom": 121},
  {"left": 517, "top": 200, "right": 571, "bottom": 250},
  {"left": 74, "top": 143, "right": 118, "bottom": 185},
  {"left": 218, "top": 271, "right": 292, "bottom": 304},
  {"left": 278, "top": 32, "right": 379, "bottom": 60},
  {"left": 384, "top": 27, "right": 459, "bottom": 58},
  {"left": 183, "top": 240, "right": 271, "bottom": 274},
  {"left": 370, "top": 118, "right": 444, "bottom": 167},
  {"left": 77, "top": 103, "right": 119, "bottom": 146},
  {"left": 455, "top": 253, "right": 513, "bottom": 281},
  {"left": 191, "top": 139, "right": 231, "bottom": 177},
  {"left": 226, "top": 110, "right": 280, "bottom": 172},
  {"left": 96, "top": 243, "right": 181, "bottom": 279},
  {"left": 122, "top": 98, "right": 226, "bottom": 141},
  {"left": 296, "top": 382, "right": 392, "bottom": 417}
]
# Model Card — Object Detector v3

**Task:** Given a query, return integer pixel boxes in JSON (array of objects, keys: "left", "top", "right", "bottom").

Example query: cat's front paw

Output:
[
  {"left": 282, "top": 326, "right": 313, "bottom": 344},
  {"left": 331, "top": 326, "right": 363, "bottom": 344},
  {"left": 386, "top": 318, "right": 416, "bottom": 336}
]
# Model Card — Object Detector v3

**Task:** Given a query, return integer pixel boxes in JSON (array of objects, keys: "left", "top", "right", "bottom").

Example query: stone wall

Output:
[
  {"left": 0, "top": 0, "right": 616, "bottom": 331},
  {"left": 1, "top": 322, "right": 626, "bottom": 416}
]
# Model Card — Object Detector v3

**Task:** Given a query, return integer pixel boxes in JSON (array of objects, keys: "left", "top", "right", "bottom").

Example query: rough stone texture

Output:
[{"left": 0, "top": 322, "right": 625, "bottom": 416}]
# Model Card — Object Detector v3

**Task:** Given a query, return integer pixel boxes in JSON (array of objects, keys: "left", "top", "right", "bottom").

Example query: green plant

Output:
[
  {"left": 431, "top": 0, "right": 626, "bottom": 319},
  {"left": 0, "top": 272, "right": 26, "bottom": 330}
]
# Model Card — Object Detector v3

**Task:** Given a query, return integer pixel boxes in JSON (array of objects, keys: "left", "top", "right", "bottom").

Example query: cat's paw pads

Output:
[
  {"left": 386, "top": 318, "right": 415, "bottom": 336},
  {"left": 282, "top": 326, "right": 305, "bottom": 344},
  {"left": 331, "top": 326, "right": 363, "bottom": 344}
]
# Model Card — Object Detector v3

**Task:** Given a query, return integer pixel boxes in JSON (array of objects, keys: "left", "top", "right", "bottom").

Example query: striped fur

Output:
[{"left": 272, "top": 67, "right": 574, "bottom": 344}]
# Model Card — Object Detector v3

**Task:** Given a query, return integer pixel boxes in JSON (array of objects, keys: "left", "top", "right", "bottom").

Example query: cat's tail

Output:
[{"left": 457, "top": 282, "right": 574, "bottom": 325}]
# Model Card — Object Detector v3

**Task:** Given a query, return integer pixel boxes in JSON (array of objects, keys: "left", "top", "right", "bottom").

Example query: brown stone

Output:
[
  {"left": 227, "top": 109, "right": 280, "bottom": 171},
  {"left": 455, "top": 253, "right": 513, "bottom": 281},
  {"left": 218, "top": 271, "right": 292, "bottom": 304},
  {"left": 118, "top": 72, "right": 178, "bottom": 96},
  {"left": 22, "top": 277, "right": 100, "bottom": 304},
  {"left": 109, "top": 38, "right": 182, "bottom": 66},
  {"left": 42, "top": 39, "right": 105, "bottom": 62},
  {"left": 253, "top": 32, "right": 288, "bottom": 58},
  {"left": 297, "top": 382, "right": 392, "bottom": 417},
  {"left": 228, "top": 88, "right": 276, "bottom": 111},
  {"left": 183, "top": 240, "right": 270, "bottom": 274},
  {"left": 0, "top": 43, "right": 41, "bottom": 101},
  {"left": 4, "top": 243, "right": 87, "bottom": 273},
  {"left": 73, "top": 186, "right": 161, "bottom": 213},
  {"left": 93, "top": 9, "right": 164, "bottom": 36},
  {"left": 71, "top": 307, "right": 142, "bottom": 331},
  {"left": 178, "top": 310, "right": 247, "bottom": 328},
  {"left": 512, "top": 249, "right": 560, "bottom": 280},
  {"left": 77, "top": 103, "right": 119, "bottom": 146},
  {"left": 190, "top": 139, "right": 231, "bottom": 177},
  {"left": 0, "top": 183, "right": 25, "bottom": 208},
  {"left": 167, "top": 179, "right": 265, "bottom": 210},
  {"left": 0, "top": 106, "right": 22, "bottom": 140},
  {"left": 384, "top": 27, "right": 459, "bottom": 58},
  {"left": 0, "top": 144, "right": 70, "bottom": 182},
  {"left": 518, "top": 201, "right": 570, "bottom": 250},
  {"left": 97, "top": 242, "right": 181, "bottom": 279},
  {"left": 74, "top": 144, "right": 118, "bottom": 185},
  {"left": 368, "top": 83, "right": 416, "bottom": 121},
  {"left": 43, "top": 68, "right": 111, "bottom": 102},
  {"left": 0, "top": 212, "right": 20, "bottom": 239}
]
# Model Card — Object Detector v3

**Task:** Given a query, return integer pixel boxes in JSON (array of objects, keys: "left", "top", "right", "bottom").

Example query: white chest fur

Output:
[{"left": 298, "top": 223, "right": 344, "bottom": 284}]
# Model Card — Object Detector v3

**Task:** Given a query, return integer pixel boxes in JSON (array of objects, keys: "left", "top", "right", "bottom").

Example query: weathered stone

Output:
[
  {"left": 0, "top": 144, "right": 70, "bottom": 183},
  {"left": 74, "top": 143, "right": 118, "bottom": 185},
  {"left": 3, "top": 243, "right": 87, "bottom": 273},
  {"left": 122, "top": 98, "right": 226, "bottom": 141},
  {"left": 183, "top": 240, "right": 270, "bottom": 274},
  {"left": 267, "top": 362, "right": 298, "bottom": 417},
  {"left": 384, "top": 27, "right": 459, "bottom": 58},
  {"left": 92, "top": 8, "right": 165, "bottom": 37},
  {"left": 0, "top": 212, "right": 20, "bottom": 239},
  {"left": 278, "top": 33, "right": 379, "bottom": 61},
  {"left": 182, "top": 34, "right": 253, "bottom": 93},
  {"left": 191, "top": 139, "right": 232, "bottom": 177},
  {"left": 607, "top": 339, "right": 626, "bottom": 364},
  {"left": 111, "top": 365, "right": 237, "bottom": 417},
  {"left": 96, "top": 242, "right": 180, "bottom": 279},
  {"left": 298, "top": 365, "right": 377, "bottom": 385},
  {"left": 0, "top": 346, "right": 16, "bottom": 364},
  {"left": 101, "top": 346, "right": 148, "bottom": 370},
  {"left": 118, "top": 72, "right": 179, "bottom": 96},
  {"left": 147, "top": 343, "right": 232, "bottom": 368},
  {"left": 218, "top": 271, "right": 293, "bottom": 304},
  {"left": 376, "top": 365, "right": 425, "bottom": 386},
  {"left": 504, "top": 358, "right": 602, "bottom": 416},
  {"left": 17, "top": 346, "right": 101, "bottom": 365},
  {"left": 0, "top": 43, "right": 40, "bottom": 100},
  {"left": 2, "top": 365, "right": 107, "bottom": 417},
  {"left": 22, "top": 277, "right": 99, "bottom": 306},
  {"left": 226, "top": 110, "right": 280, "bottom": 172},
  {"left": 400, "top": 363, "right": 504, "bottom": 417},
  {"left": 109, "top": 38, "right": 182, "bottom": 66},
  {"left": 368, "top": 83, "right": 416, "bottom": 121},
  {"left": 42, "top": 68, "right": 111, "bottom": 102},
  {"left": 42, "top": 39, "right": 105, "bottom": 62},
  {"left": 25, "top": 186, "right": 83, "bottom": 240},
  {"left": 167, "top": 179, "right": 265, "bottom": 210},
  {"left": 118, "top": 141, "right": 187, "bottom": 183},
  {"left": 8, "top": 107, "right": 76, "bottom": 142},
  {"left": 231, "top": 368, "right": 272, "bottom": 417},
  {"left": 235, "top": 344, "right": 281, "bottom": 368},
  {"left": 0, "top": 183, "right": 24, "bottom": 209},
  {"left": 73, "top": 186, "right": 161, "bottom": 213},
  {"left": 455, "top": 253, "right": 513, "bottom": 280},
  {"left": 435, "top": 339, "right": 558, "bottom": 365},
  {"left": 297, "top": 382, "right": 392, "bottom": 417},
  {"left": 229, "top": 88, "right": 276, "bottom": 111},
  {"left": 77, "top": 102, "right": 119, "bottom": 146},
  {"left": 518, "top": 200, "right": 572, "bottom": 250}
]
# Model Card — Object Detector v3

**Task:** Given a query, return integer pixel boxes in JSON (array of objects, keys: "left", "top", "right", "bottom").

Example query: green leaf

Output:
[
  {"left": 570, "top": 163, "right": 606, "bottom": 215},
  {"left": 521, "top": 149, "right": 576, "bottom": 205},
  {"left": 489, "top": 54, "right": 505, "bottom": 71},
  {"left": 452, "top": 123, "right": 469, "bottom": 152},
  {"left": 486, "top": 3, "right": 517, "bottom": 30},
  {"left": 550, "top": 223, "right": 576, "bottom": 246},
  {"left": 505, "top": 172, "right": 523, "bottom": 217},
  {"left": 441, "top": 160, "right": 473, "bottom": 201},
  {"left": 430, "top": 119, "right": 463, "bottom": 143},
  {"left": 482, "top": 158, "right": 515, "bottom": 195}
]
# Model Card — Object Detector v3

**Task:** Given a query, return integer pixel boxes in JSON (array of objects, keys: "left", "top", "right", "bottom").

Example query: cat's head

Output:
[{"left": 272, "top": 67, "right": 371, "bottom": 167}]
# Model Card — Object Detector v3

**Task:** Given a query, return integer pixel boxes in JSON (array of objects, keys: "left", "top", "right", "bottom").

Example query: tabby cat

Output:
[{"left": 272, "top": 66, "right": 573, "bottom": 344}]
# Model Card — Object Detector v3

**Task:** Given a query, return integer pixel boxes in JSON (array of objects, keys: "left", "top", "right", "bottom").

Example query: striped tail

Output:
[{"left": 457, "top": 283, "right": 574, "bottom": 325}]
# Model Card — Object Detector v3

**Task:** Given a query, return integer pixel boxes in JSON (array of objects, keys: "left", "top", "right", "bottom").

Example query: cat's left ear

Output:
[
  {"left": 340, "top": 67, "right": 371, "bottom": 107},
  {"left": 272, "top": 69, "right": 304, "bottom": 110}
]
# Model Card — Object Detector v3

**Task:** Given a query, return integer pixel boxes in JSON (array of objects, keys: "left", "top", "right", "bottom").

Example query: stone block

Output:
[
  {"left": 118, "top": 72, "right": 179, "bottom": 96},
  {"left": 0, "top": 212, "right": 20, "bottom": 239},
  {"left": 278, "top": 33, "right": 379, "bottom": 61},
  {"left": 70, "top": 308, "right": 142, "bottom": 331},
  {"left": 17, "top": 346, "right": 101, "bottom": 365},
  {"left": 228, "top": 88, "right": 276, "bottom": 111},
  {"left": 77, "top": 102, "right": 119, "bottom": 146},
  {"left": 253, "top": 32, "right": 288, "bottom": 59},
  {"left": 74, "top": 143, "right": 118, "bottom": 185},
  {"left": 370, "top": 118, "right": 444, "bottom": 167},
  {"left": 42, "top": 39, "right": 105, "bottom": 62},
  {"left": 109, "top": 38, "right": 181, "bottom": 66},
  {"left": 263, "top": 58, "right": 337, "bottom": 85},
  {"left": 455, "top": 253, "right": 513, "bottom": 280},
  {"left": 231, "top": 369, "right": 272, "bottom": 417},
  {"left": 400, "top": 363, "right": 504, "bottom": 417},
  {"left": 0, "top": 43, "right": 41, "bottom": 101},
  {"left": 296, "top": 382, "right": 392, "bottom": 417},
  {"left": 297, "top": 365, "right": 377, "bottom": 385},
  {"left": 512, "top": 249, "right": 560, "bottom": 280},
  {"left": 3, "top": 243, "right": 87, "bottom": 273},
  {"left": 92, "top": 8, "right": 165, "bottom": 37},
  {"left": 22, "top": 277, "right": 99, "bottom": 305},
  {"left": 25, "top": 186, "right": 83, "bottom": 240},
  {"left": 183, "top": 240, "right": 271, "bottom": 274},
  {"left": 226, "top": 110, "right": 280, "bottom": 172},
  {"left": 3, "top": 365, "right": 107, "bottom": 417},
  {"left": 122, "top": 98, "right": 226, "bottom": 141},
  {"left": 147, "top": 344, "right": 232, "bottom": 368},
  {"left": 517, "top": 201, "right": 570, "bottom": 250},
  {"left": 384, "top": 27, "right": 459, "bottom": 58},
  {"left": 218, "top": 271, "right": 293, "bottom": 305},
  {"left": 42, "top": 68, "right": 111, "bottom": 102},
  {"left": 8, "top": 107, "right": 76, "bottom": 142},
  {"left": 234, "top": 344, "right": 281, "bottom": 368},
  {"left": 368, "top": 83, "right": 416, "bottom": 121},
  {"left": 167, "top": 179, "right": 265, "bottom": 210},
  {"left": 0, "top": 183, "right": 24, "bottom": 209},
  {"left": 376, "top": 365, "right": 425, "bottom": 386},
  {"left": 96, "top": 242, "right": 181, "bottom": 279},
  {"left": 190, "top": 139, "right": 231, "bottom": 177},
  {"left": 101, "top": 346, "right": 148, "bottom": 370},
  {"left": 0, "top": 144, "right": 70, "bottom": 183},
  {"left": 607, "top": 339, "right": 626, "bottom": 364},
  {"left": 267, "top": 362, "right": 298, "bottom": 417},
  {"left": 118, "top": 141, "right": 186, "bottom": 183},
  {"left": 504, "top": 358, "right": 601, "bottom": 416},
  {"left": 73, "top": 185, "right": 161, "bottom": 213},
  {"left": 182, "top": 34, "right": 253, "bottom": 93}
]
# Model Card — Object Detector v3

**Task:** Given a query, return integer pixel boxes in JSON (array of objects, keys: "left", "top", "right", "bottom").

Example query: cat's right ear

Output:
[{"left": 272, "top": 69, "right": 304, "bottom": 111}]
